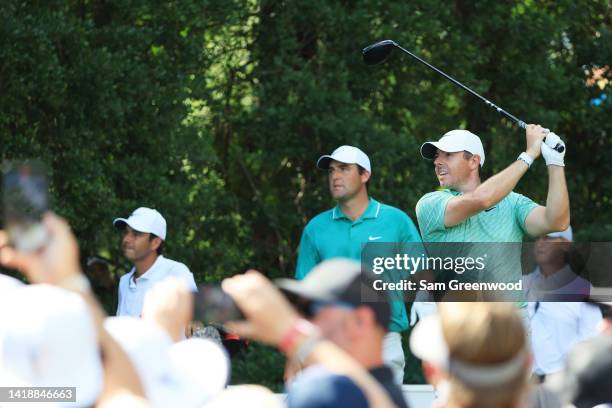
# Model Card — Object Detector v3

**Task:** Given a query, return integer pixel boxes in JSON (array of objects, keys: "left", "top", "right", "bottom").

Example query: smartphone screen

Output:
[
  {"left": 3, "top": 161, "right": 49, "bottom": 252},
  {"left": 193, "top": 285, "right": 244, "bottom": 324}
]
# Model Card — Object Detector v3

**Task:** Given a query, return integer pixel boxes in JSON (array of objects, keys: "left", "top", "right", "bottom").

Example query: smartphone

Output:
[
  {"left": 3, "top": 161, "right": 49, "bottom": 252},
  {"left": 193, "top": 284, "right": 244, "bottom": 324}
]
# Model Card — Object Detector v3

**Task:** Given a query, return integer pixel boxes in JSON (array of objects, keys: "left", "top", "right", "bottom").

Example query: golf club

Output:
[{"left": 362, "top": 40, "right": 564, "bottom": 153}]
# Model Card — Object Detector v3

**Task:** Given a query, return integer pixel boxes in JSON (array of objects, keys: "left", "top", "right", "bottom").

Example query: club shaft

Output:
[{"left": 393, "top": 43, "right": 526, "bottom": 129}]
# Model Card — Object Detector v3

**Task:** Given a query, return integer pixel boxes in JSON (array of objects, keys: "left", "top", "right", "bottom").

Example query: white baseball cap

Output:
[
  {"left": 169, "top": 339, "right": 230, "bottom": 404},
  {"left": 104, "top": 317, "right": 196, "bottom": 408},
  {"left": 420, "top": 130, "right": 486, "bottom": 167},
  {"left": 317, "top": 145, "right": 372, "bottom": 174},
  {"left": 546, "top": 226, "right": 573, "bottom": 241},
  {"left": 105, "top": 317, "right": 228, "bottom": 408},
  {"left": 0, "top": 284, "right": 103, "bottom": 407},
  {"left": 113, "top": 207, "right": 167, "bottom": 240}
]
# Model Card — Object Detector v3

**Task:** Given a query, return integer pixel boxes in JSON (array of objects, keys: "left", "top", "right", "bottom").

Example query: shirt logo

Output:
[{"left": 368, "top": 235, "right": 382, "bottom": 241}]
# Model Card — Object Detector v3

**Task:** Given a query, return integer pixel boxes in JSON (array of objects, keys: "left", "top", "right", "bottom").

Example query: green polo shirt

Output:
[
  {"left": 416, "top": 189, "right": 538, "bottom": 243},
  {"left": 416, "top": 189, "right": 538, "bottom": 304},
  {"left": 296, "top": 197, "right": 424, "bottom": 332}
]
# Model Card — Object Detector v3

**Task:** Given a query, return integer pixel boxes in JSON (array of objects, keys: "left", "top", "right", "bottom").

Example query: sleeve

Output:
[
  {"left": 513, "top": 193, "right": 539, "bottom": 233},
  {"left": 415, "top": 191, "right": 453, "bottom": 238},
  {"left": 578, "top": 303, "right": 603, "bottom": 340},
  {"left": 176, "top": 264, "right": 198, "bottom": 291},
  {"left": 295, "top": 224, "right": 320, "bottom": 280}
]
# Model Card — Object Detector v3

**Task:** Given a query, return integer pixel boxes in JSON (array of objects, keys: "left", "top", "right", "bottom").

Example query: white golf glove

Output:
[{"left": 541, "top": 132, "right": 566, "bottom": 166}]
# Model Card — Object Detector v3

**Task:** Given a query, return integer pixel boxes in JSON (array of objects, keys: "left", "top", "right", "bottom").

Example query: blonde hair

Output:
[{"left": 438, "top": 302, "right": 530, "bottom": 408}]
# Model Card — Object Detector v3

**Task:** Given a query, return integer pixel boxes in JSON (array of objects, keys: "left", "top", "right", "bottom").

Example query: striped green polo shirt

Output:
[{"left": 416, "top": 189, "right": 539, "bottom": 304}]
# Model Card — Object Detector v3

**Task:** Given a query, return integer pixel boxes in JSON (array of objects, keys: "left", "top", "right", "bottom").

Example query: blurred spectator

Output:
[
  {"left": 278, "top": 258, "right": 409, "bottom": 408},
  {"left": 104, "top": 315, "right": 229, "bottom": 407},
  {"left": 524, "top": 227, "right": 602, "bottom": 408},
  {"left": 600, "top": 302, "right": 612, "bottom": 334},
  {"left": 205, "top": 385, "right": 282, "bottom": 408},
  {"left": 0, "top": 284, "right": 104, "bottom": 406},
  {"left": 222, "top": 270, "right": 396, "bottom": 407},
  {"left": 0, "top": 272, "right": 23, "bottom": 293},
  {"left": 85, "top": 256, "right": 118, "bottom": 314},
  {"left": 410, "top": 302, "right": 531, "bottom": 408},
  {"left": 550, "top": 335, "right": 612, "bottom": 408},
  {"left": 190, "top": 322, "right": 223, "bottom": 346},
  {"left": 0, "top": 213, "right": 146, "bottom": 405},
  {"left": 113, "top": 207, "right": 196, "bottom": 319},
  {"left": 525, "top": 227, "right": 592, "bottom": 300}
]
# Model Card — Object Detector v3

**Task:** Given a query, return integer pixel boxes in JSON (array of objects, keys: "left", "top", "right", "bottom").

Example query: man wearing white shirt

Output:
[
  {"left": 524, "top": 226, "right": 602, "bottom": 408},
  {"left": 114, "top": 207, "right": 197, "bottom": 317}
]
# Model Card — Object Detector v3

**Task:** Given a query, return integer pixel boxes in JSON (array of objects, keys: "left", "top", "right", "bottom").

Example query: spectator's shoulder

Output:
[
  {"left": 160, "top": 256, "right": 191, "bottom": 275},
  {"left": 118, "top": 269, "right": 134, "bottom": 285},
  {"left": 522, "top": 270, "right": 537, "bottom": 288},
  {"left": 287, "top": 366, "right": 368, "bottom": 408}
]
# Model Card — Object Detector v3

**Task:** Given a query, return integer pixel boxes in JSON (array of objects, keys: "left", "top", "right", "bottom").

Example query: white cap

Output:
[
  {"left": 409, "top": 314, "right": 527, "bottom": 387},
  {"left": 317, "top": 145, "right": 372, "bottom": 174},
  {"left": 113, "top": 207, "right": 167, "bottom": 240},
  {"left": 0, "top": 284, "right": 103, "bottom": 407},
  {"left": 105, "top": 317, "right": 212, "bottom": 408},
  {"left": 105, "top": 317, "right": 181, "bottom": 407},
  {"left": 547, "top": 226, "right": 573, "bottom": 241},
  {"left": 420, "top": 130, "right": 486, "bottom": 167},
  {"left": 169, "top": 339, "right": 230, "bottom": 404}
]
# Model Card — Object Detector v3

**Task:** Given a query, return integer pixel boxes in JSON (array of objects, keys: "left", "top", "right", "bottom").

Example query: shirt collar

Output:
[
  {"left": 128, "top": 255, "right": 165, "bottom": 289},
  {"left": 532, "top": 264, "right": 579, "bottom": 290},
  {"left": 332, "top": 198, "right": 381, "bottom": 221}
]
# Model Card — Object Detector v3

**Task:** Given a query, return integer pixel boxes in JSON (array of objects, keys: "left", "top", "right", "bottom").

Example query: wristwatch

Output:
[{"left": 517, "top": 152, "right": 534, "bottom": 168}]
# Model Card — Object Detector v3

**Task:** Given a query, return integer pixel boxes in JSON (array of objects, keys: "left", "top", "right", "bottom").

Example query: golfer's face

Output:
[
  {"left": 328, "top": 161, "right": 365, "bottom": 201},
  {"left": 433, "top": 150, "right": 470, "bottom": 188},
  {"left": 121, "top": 226, "right": 155, "bottom": 262}
]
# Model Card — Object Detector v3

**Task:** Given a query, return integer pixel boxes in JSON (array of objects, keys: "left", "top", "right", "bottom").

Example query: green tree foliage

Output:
[{"left": 1, "top": 0, "right": 609, "bottom": 386}]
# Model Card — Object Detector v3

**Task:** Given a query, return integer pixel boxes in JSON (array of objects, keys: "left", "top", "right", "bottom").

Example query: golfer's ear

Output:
[
  {"left": 361, "top": 170, "right": 371, "bottom": 183},
  {"left": 150, "top": 236, "right": 162, "bottom": 251}
]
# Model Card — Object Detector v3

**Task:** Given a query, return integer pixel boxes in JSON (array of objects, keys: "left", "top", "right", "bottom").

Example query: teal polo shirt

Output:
[{"left": 296, "top": 197, "right": 424, "bottom": 332}]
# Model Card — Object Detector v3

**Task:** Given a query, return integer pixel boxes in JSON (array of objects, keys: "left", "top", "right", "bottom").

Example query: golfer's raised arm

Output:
[
  {"left": 524, "top": 137, "right": 570, "bottom": 237},
  {"left": 443, "top": 124, "right": 546, "bottom": 227}
]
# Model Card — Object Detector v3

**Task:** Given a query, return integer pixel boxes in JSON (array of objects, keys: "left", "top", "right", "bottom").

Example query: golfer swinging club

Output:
[{"left": 416, "top": 125, "right": 570, "bottom": 305}]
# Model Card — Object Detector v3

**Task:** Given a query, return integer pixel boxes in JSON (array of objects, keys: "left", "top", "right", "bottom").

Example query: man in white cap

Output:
[
  {"left": 417, "top": 125, "right": 569, "bottom": 243},
  {"left": 295, "top": 145, "right": 425, "bottom": 384},
  {"left": 114, "top": 207, "right": 196, "bottom": 318},
  {"left": 524, "top": 226, "right": 602, "bottom": 400}
]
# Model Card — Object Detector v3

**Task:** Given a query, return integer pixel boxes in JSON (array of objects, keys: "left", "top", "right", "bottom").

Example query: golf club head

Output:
[{"left": 362, "top": 40, "right": 397, "bottom": 65}]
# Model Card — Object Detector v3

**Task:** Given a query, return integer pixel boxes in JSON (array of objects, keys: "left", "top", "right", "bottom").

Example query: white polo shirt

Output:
[
  {"left": 117, "top": 255, "right": 197, "bottom": 317},
  {"left": 525, "top": 266, "right": 602, "bottom": 375}
]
